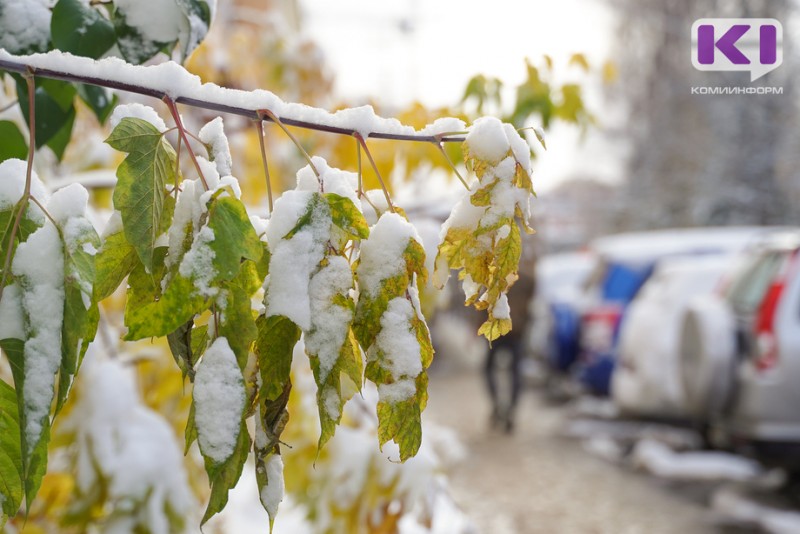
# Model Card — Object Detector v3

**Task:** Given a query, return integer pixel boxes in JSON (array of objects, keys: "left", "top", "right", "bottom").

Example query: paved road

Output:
[{"left": 425, "top": 368, "right": 719, "bottom": 534}]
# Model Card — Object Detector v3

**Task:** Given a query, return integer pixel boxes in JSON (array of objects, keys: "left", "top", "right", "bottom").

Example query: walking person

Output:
[{"left": 485, "top": 253, "right": 536, "bottom": 434}]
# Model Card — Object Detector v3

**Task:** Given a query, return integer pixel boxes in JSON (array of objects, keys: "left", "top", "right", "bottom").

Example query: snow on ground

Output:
[{"left": 712, "top": 485, "right": 800, "bottom": 534}]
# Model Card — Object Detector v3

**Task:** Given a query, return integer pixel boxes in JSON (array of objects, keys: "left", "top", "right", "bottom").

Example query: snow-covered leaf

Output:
[{"left": 106, "top": 117, "right": 176, "bottom": 273}]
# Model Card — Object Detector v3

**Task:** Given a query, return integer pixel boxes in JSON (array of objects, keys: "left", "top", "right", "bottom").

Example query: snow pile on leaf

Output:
[
  {"left": 434, "top": 116, "right": 535, "bottom": 341},
  {"left": 355, "top": 212, "right": 433, "bottom": 461},
  {"left": 71, "top": 354, "right": 193, "bottom": 534}
]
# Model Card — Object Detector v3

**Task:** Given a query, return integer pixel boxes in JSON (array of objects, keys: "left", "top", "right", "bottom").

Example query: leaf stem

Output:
[
  {"left": 163, "top": 96, "right": 209, "bottom": 191},
  {"left": 255, "top": 120, "right": 274, "bottom": 214},
  {"left": 257, "top": 109, "right": 319, "bottom": 178},
  {"left": 0, "top": 71, "right": 36, "bottom": 306},
  {"left": 433, "top": 141, "right": 469, "bottom": 190},
  {"left": 353, "top": 133, "right": 395, "bottom": 214}
]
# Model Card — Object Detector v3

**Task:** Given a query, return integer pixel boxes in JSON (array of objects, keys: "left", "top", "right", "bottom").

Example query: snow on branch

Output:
[{"left": 0, "top": 50, "right": 466, "bottom": 143}]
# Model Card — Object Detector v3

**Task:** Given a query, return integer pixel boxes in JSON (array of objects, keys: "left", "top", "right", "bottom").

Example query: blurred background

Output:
[{"left": 3, "top": 0, "right": 800, "bottom": 532}]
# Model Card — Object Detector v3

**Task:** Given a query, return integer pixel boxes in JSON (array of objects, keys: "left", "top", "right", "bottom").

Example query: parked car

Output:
[
  {"left": 612, "top": 255, "right": 734, "bottom": 419},
  {"left": 529, "top": 251, "right": 593, "bottom": 363},
  {"left": 680, "top": 230, "right": 800, "bottom": 466},
  {"left": 571, "top": 227, "right": 775, "bottom": 396}
]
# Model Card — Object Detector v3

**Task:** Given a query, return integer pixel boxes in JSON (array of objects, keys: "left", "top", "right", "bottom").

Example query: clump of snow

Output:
[
  {"left": 632, "top": 439, "right": 763, "bottom": 482},
  {"left": 297, "top": 157, "right": 359, "bottom": 207},
  {"left": 492, "top": 294, "right": 510, "bottom": 320},
  {"left": 114, "top": 0, "right": 183, "bottom": 47},
  {"left": 0, "top": 158, "right": 49, "bottom": 222},
  {"left": 193, "top": 337, "right": 245, "bottom": 464},
  {"left": 0, "top": 283, "right": 24, "bottom": 340},
  {"left": 178, "top": 225, "right": 217, "bottom": 297},
  {"left": 73, "top": 354, "right": 194, "bottom": 534},
  {"left": 419, "top": 118, "right": 467, "bottom": 137},
  {"left": 465, "top": 117, "right": 509, "bottom": 163},
  {"left": 259, "top": 454, "right": 285, "bottom": 520},
  {"left": 12, "top": 221, "right": 64, "bottom": 453},
  {"left": 199, "top": 117, "right": 233, "bottom": 177},
  {"left": 357, "top": 213, "right": 421, "bottom": 297},
  {"left": 0, "top": 0, "right": 51, "bottom": 54},
  {"left": 305, "top": 256, "right": 353, "bottom": 382},
  {"left": 265, "top": 190, "right": 329, "bottom": 330},
  {"left": 374, "top": 298, "right": 422, "bottom": 378},
  {"left": 109, "top": 103, "right": 167, "bottom": 132}
]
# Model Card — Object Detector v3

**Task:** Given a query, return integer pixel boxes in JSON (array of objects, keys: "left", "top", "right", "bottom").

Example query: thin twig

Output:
[
  {"left": 163, "top": 96, "right": 209, "bottom": 191},
  {"left": 0, "top": 55, "right": 465, "bottom": 144},
  {"left": 353, "top": 133, "right": 395, "bottom": 214},
  {"left": 173, "top": 129, "right": 182, "bottom": 200},
  {"left": 258, "top": 109, "right": 319, "bottom": 177},
  {"left": 434, "top": 141, "right": 469, "bottom": 190},
  {"left": 255, "top": 120, "right": 273, "bottom": 213},
  {"left": 0, "top": 71, "right": 36, "bottom": 305},
  {"left": 29, "top": 196, "right": 57, "bottom": 228}
]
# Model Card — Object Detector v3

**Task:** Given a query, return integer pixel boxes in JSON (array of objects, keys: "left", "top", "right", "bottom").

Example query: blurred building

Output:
[{"left": 534, "top": 177, "right": 622, "bottom": 253}]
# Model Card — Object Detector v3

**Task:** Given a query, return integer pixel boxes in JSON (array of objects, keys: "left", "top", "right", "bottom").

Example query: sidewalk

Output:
[{"left": 424, "top": 368, "right": 717, "bottom": 534}]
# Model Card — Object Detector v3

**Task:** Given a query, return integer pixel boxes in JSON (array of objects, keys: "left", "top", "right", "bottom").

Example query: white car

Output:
[
  {"left": 613, "top": 255, "right": 733, "bottom": 419},
  {"left": 680, "top": 230, "right": 800, "bottom": 464}
]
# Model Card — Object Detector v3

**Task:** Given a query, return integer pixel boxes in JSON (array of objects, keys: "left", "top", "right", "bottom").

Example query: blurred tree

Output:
[{"left": 610, "top": 0, "right": 800, "bottom": 229}]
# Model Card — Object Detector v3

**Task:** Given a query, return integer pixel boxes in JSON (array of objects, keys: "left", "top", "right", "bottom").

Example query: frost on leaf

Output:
[
  {"left": 434, "top": 116, "right": 534, "bottom": 341},
  {"left": 355, "top": 213, "right": 433, "bottom": 461}
]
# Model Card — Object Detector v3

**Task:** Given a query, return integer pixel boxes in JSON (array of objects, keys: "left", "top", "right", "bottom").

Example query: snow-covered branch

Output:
[{"left": 0, "top": 50, "right": 466, "bottom": 143}]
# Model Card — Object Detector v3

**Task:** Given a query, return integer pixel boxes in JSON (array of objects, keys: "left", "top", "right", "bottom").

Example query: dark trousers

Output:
[{"left": 484, "top": 335, "right": 523, "bottom": 424}]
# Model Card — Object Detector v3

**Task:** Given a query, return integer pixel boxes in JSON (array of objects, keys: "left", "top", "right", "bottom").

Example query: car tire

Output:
[{"left": 679, "top": 295, "right": 737, "bottom": 422}]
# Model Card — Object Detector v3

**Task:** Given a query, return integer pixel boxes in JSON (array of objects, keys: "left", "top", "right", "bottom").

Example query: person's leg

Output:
[
  {"left": 505, "top": 339, "right": 524, "bottom": 433},
  {"left": 484, "top": 346, "right": 501, "bottom": 426}
]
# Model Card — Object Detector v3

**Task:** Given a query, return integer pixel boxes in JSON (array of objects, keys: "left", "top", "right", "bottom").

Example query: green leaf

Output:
[
  {"left": 0, "top": 339, "right": 49, "bottom": 512},
  {"left": 167, "top": 320, "right": 196, "bottom": 381},
  {"left": 15, "top": 77, "right": 77, "bottom": 161},
  {"left": 0, "top": 379, "right": 23, "bottom": 525},
  {"left": 201, "top": 420, "right": 250, "bottom": 525},
  {"left": 124, "top": 272, "right": 209, "bottom": 340},
  {"left": 310, "top": 330, "right": 362, "bottom": 451},
  {"left": 51, "top": 0, "right": 116, "bottom": 59},
  {"left": 218, "top": 285, "right": 257, "bottom": 370},
  {"left": 76, "top": 84, "right": 118, "bottom": 124},
  {"left": 206, "top": 196, "right": 263, "bottom": 282},
  {"left": 0, "top": 122, "right": 27, "bottom": 163},
  {"left": 93, "top": 228, "right": 138, "bottom": 301},
  {"left": 375, "top": 373, "right": 428, "bottom": 462},
  {"left": 255, "top": 315, "right": 300, "bottom": 404},
  {"left": 106, "top": 117, "right": 176, "bottom": 273},
  {"left": 185, "top": 400, "right": 197, "bottom": 454},
  {"left": 325, "top": 193, "right": 369, "bottom": 240},
  {"left": 57, "top": 219, "right": 101, "bottom": 414}
]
